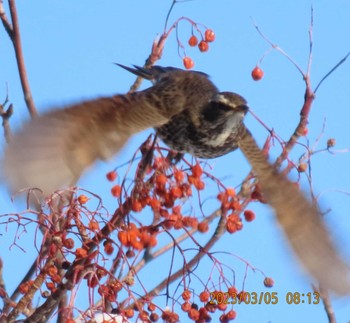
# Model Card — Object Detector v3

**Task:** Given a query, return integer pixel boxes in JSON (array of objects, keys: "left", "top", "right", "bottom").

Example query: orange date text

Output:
[{"left": 208, "top": 291, "right": 279, "bottom": 305}]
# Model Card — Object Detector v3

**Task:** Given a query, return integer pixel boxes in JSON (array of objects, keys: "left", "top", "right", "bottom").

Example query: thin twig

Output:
[
  {"left": 8, "top": 0, "right": 37, "bottom": 118},
  {"left": 317, "top": 285, "right": 337, "bottom": 323},
  {"left": 314, "top": 51, "right": 350, "bottom": 94}
]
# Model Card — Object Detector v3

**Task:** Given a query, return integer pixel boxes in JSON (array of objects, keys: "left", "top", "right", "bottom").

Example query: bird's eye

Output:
[
  {"left": 202, "top": 102, "right": 229, "bottom": 122},
  {"left": 202, "top": 105, "right": 219, "bottom": 122}
]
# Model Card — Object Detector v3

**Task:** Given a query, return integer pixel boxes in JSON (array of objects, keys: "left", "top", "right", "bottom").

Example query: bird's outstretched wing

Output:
[
  {"left": 2, "top": 67, "right": 214, "bottom": 195},
  {"left": 2, "top": 94, "right": 170, "bottom": 195},
  {"left": 238, "top": 126, "right": 350, "bottom": 295}
]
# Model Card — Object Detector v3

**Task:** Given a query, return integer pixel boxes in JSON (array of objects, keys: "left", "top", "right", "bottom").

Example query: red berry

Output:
[
  {"left": 183, "top": 56, "right": 194, "bottom": 69},
  {"left": 199, "top": 290, "right": 210, "bottom": 302},
  {"left": 181, "top": 302, "right": 191, "bottom": 312},
  {"left": 198, "top": 41, "right": 209, "bottom": 52},
  {"left": 198, "top": 221, "right": 209, "bottom": 233},
  {"left": 264, "top": 277, "right": 274, "bottom": 287},
  {"left": 217, "top": 302, "right": 227, "bottom": 311},
  {"left": 251, "top": 66, "right": 264, "bottom": 81},
  {"left": 156, "top": 173, "right": 168, "bottom": 186},
  {"left": 226, "top": 188, "right": 236, "bottom": 197},
  {"left": 131, "top": 200, "right": 143, "bottom": 212},
  {"left": 298, "top": 163, "right": 307, "bottom": 173},
  {"left": 174, "top": 170, "right": 185, "bottom": 183},
  {"left": 188, "top": 35, "right": 198, "bottom": 47},
  {"left": 106, "top": 170, "right": 117, "bottom": 181},
  {"left": 226, "top": 310, "right": 237, "bottom": 320},
  {"left": 63, "top": 238, "right": 75, "bottom": 249},
  {"left": 182, "top": 289, "right": 192, "bottom": 301},
  {"left": 327, "top": 138, "right": 336, "bottom": 148},
  {"left": 77, "top": 194, "right": 89, "bottom": 204},
  {"left": 204, "top": 29, "right": 215, "bottom": 42},
  {"left": 243, "top": 210, "right": 256, "bottom": 222},
  {"left": 188, "top": 308, "right": 200, "bottom": 320},
  {"left": 111, "top": 185, "right": 121, "bottom": 197},
  {"left": 104, "top": 242, "right": 114, "bottom": 255},
  {"left": 192, "top": 163, "right": 203, "bottom": 177}
]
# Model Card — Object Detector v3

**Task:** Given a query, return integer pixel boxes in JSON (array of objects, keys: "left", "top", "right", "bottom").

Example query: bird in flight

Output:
[{"left": 2, "top": 65, "right": 350, "bottom": 295}]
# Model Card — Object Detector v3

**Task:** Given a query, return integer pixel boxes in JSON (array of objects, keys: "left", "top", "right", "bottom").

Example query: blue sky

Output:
[{"left": 0, "top": 1, "right": 350, "bottom": 322}]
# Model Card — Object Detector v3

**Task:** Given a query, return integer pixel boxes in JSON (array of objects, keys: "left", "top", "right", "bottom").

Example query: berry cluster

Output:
[
  {"left": 179, "top": 288, "right": 237, "bottom": 322},
  {"left": 182, "top": 28, "right": 216, "bottom": 69}
]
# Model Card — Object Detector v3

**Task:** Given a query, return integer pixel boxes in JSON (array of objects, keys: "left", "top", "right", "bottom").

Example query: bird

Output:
[{"left": 2, "top": 65, "right": 350, "bottom": 295}]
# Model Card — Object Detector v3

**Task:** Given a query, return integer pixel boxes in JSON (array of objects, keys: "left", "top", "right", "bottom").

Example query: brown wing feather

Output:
[
  {"left": 238, "top": 126, "right": 350, "bottom": 295},
  {"left": 2, "top": 94, "right": 169, "bottom": 195}
]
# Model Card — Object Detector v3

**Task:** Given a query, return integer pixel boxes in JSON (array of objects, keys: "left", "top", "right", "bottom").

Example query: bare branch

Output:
[{"left": 8, "top": 0, "right": 37, "bottom": 118}]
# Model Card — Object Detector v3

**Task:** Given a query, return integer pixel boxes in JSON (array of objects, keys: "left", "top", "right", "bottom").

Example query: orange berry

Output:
[
  {"left": 156, "top": 173, "right": 168, "bottom": 186},
  {"left": 204, "top": 29, "right": 215, "bottom": 42},
  {"left": 111, "top": 185, "right": 121, "bottom": 197},
  {"left": 217, "top": 192, "right": 228, "bottom": 203},
  {"left": 88, "top": 220, "right": 100, "bottom": 231},
  {"left": 226, "top": 309, "right": 237, "bottom": 320},
  {"left": 198, "top": 221, "right": 209, "bottom": 233},
  {"left": 174, "top": 170, "right": 185, "bottom": 183},
  {"left": 148, "top": 302, "right": 156, "bottom": 312},
  {"left": 78, "top": 194, "right": 89, "bottom": 204},
  {"left": 217, "top": 302, "right": 227, "bottom": 311},
  {"left": 264, "top": 277, "right": 274, "bottom": 287},
  {"left": 230, "top": 200, "right": 241, "bottom": 211},
  {"left": 188, "top": 35, "right": 198, "bottom": 47},
  {"left": 182, "top": 216, "right": 198, "bottom": 228},
  {"left": 150, "top": 312, "right": 159, "bottom": 322},
  {"left": 251, "top": 66, "right": 264, "bottom": 81},
  {"left": 149, "top": 198, "right": 161, "bottom": 211},
  {"left": 63, "top": 238, "right": 75, "bottom": 249},
  {"left": 118, "top": 231, "right": 128, "bottom": 246},
  {"left": 170, "top": 186, "right": 183, "bottom": 198},
  {"left": 199, "top": 290, "right": 210, "bottom": 302},
  {"left": 19, "top": 281, "right": 33, "bottom": 294},
  {"left": 183, "top": 56, "right": 195, "bottom": 69},
  {"left": 243, "top": 210, "right": 256, "bottom": 222},
  {"left": 327, "top": 138, "right": 336, "bottom": 148},
  {"left": 194, "top": 179, "right": 205, "bottom": 190},
  {"left": 181, "top": 301, "right": 191, "bottom": 312},
  {"left": 124, "top": 308, "right": 134, "bottom": 318},
  {"left": 46, "top": 281, "right": 56, "bottom": 292},
  {"left": 75, "top": 248, "right": 88, "bottom": 258},
  {"left": 106, "top": 170, "right": 117, "bottom": 181},
  {"left": 182, "top": 289, "right": 192, "bottom": 301},
  {"left": 131, "top": 239, "right": 144, "bottom": 251},
  {"left": 192, "top": 163, "right": 203, "bottom": 177},
  {"left": 228, "top": 286, "right": 238, "bottom": 295},
  {"left": 226, "top": 214, "right": 243, "bottom": 233},
  {"left": 198, "top": 40, "right": 209, "bottom": 52},
  {"left": 47, "top": 265, "right": 58, "bottom": 277},
  {"left": 104, "top": 242, "right": 114, "bottom": 255},
  {"left": 298, "top": 163, "right": 307, "bottom": 172},
  {"left": 226, "top": 188, "right": 236, "bottom": 197},
  {"left": 131, "top": 200, "right": 143, "bottom": 212},
  {"left": 188, "top": 308, "right": 200, "bottom": 320}
]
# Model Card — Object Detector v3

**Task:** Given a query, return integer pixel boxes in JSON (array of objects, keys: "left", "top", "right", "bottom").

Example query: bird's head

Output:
[{"left": 210, "top": 92, "right": 249, "bottom": 114}]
